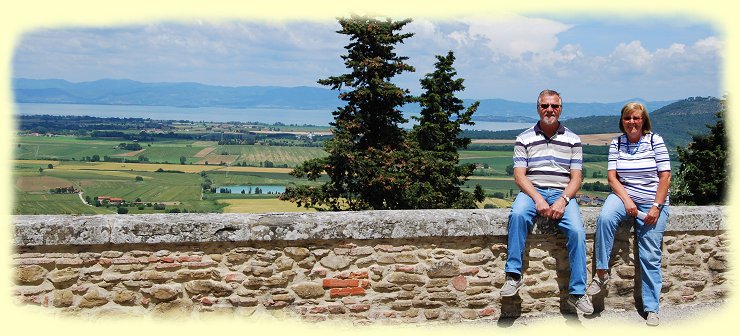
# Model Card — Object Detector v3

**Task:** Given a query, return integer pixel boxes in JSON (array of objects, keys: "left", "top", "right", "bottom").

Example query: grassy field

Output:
[
  {"left": 211, "top": 144, "right": 326, "bottom": 167},
  {"left": 13, "top": 135, "right": 616, "bottom": 215},
  {"left": 220, "top": 198, "right": 316, "bottom": 213},
  {"left": 15, "top": 135, "right": 327, "bottom": 168},
  {"left": 14, "top": 192, "right": 114, "bottom": 215}
]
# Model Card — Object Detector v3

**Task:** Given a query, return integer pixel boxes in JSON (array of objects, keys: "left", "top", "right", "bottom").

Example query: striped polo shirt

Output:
[
  {"left": 608, "top": 132, "right": 671, "bottom": 204},
  {"left": 513, "top": 122, "right": 583, "bottom": 189}
]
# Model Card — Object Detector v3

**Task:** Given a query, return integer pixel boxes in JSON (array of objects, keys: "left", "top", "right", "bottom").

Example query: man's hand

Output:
[
  {"left": 548, "top": 197, "right": 567, "bottom": 220},
  {"left": 534, "top": 198, "right": 551, "bottom": 218}
]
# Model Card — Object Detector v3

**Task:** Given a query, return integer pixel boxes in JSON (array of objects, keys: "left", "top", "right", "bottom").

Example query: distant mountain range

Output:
[{"left": 13, "top": 78, "right": 676, "bottom": 120}]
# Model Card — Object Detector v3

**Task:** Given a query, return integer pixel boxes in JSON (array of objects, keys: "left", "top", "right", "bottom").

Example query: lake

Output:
[{"left": 14, "top": 103, "right": 532, "bottom": 131}]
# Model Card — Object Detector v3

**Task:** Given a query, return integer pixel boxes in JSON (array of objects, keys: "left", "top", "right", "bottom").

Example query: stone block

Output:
[
  {"left": 386, "top": 272, "right": 426, "bottom": 285},
  {"left": 671, "top": 253, "right": 701, "bottom": 266},
  {"left": 274, "top": 256, "right": 294, "bottom": 271},
  {"left": 451, "top": 275, "right": 467, "bottom": 291},
  {"left": 112, "top": 289, "right": 137, "bottom": 305},
  {"left": 412, "top": 299, "right": 444, "bottom": 309},
  {"left": 224, "top": 252, "right": 251, "bottom": 265},
  {"left": 528, "top": 248, "right": 549, "bottom": 259},
  {"left": 427, "top": 260, "right": 460, "bottom": 278},
  {"left": 459, "top": 252, "right": 491, "bottom": 265},
  {"left": 148, "top": 284, "right": 181, "bottom": 301},
  {"left": 616, "top": 265, "right": 635, "bottom": 279},
  {"left": 79, "top": 287, "right": 109, "bottom": 308},
  {"left": 349, "top": 246, "right": 375, "bottom": 256},
  {"left": 291, "top": 282, "right": 325, "bottom": 299},
  {"left": 391, "top": 300, "right": 413, "bottom": 311},
  {"left": 48, "top": 268, "right": 80, "bottom": 287},
  {"left": 526, "top": 283, "right": 559, "bottom": 299},
  {"left": 708, "top": 255, "right": 727, "bottom": 272},
  {"left": 15, "top": 265, "right": 47, "bottom": 285},
  {"left": 52, "top": 289, "right": 74, "bottom": 307},
  {"left": 319, "top": 255, "right": 352, "bottom": 270},
  {"left": 184, "top": 280, "right": 233, "bottom": 297}
]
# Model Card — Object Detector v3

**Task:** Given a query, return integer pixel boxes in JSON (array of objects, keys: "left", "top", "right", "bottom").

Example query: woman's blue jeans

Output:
[
  {"left": 504, "top": 188, "right": 587, "bottom": 295},
  {"left": 595, "top": 193, "right": 669, "bottom": 313}
]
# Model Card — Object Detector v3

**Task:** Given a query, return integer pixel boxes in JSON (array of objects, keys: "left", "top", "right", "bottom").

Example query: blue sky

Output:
[{"left": 12, "top": 14, "right": 723, "bottom": 103}]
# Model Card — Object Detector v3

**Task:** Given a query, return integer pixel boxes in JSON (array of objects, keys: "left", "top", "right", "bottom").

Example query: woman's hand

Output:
[
  {"left": 624, "top": 199, "right": 638, "bottom": 218},
  {"left": 644, "top": 206, "right": 661, "bottom": 225}
]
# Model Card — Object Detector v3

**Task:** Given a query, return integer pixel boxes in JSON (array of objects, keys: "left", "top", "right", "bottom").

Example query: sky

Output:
[{"left": 11, "top": 14, "right": 723, "bottom": 103}]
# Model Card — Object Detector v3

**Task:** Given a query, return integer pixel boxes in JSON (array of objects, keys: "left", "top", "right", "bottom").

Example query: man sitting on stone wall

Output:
[{"left": 499, "top": 89, "right": 593, "bottom": 314}]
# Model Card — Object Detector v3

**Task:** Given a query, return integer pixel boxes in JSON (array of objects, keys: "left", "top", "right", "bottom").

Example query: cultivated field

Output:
[{"left": 13, "top": 132, "right": 622, "bottom": 215}]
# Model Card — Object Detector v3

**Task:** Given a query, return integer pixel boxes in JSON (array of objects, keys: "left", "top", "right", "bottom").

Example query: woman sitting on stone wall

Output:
[{"left": 588, "top": 102, "right": 671, "bottom": 327}]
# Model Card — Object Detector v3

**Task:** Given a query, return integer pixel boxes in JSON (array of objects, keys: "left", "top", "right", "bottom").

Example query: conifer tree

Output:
[
  {"left": 280, "top": 16, "right": 415, "bottom": 210},
  {"left": 671, "top": 99, "right": 727, "bottom": 205},
  {"left": 405, "top": 51, "right": 483, "bottom": 208}
]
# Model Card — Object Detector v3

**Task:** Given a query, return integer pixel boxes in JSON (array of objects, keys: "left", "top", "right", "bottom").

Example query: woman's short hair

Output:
[{"left": 619, "top": 102, "right": 652, "bottom": 135}]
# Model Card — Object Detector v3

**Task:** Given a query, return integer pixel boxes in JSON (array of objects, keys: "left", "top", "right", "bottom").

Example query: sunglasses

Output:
[
  {"left": 539, "top": 104, "right": 561, "bottom": 109},
  {"left": 622, "top": 116, "right": 643, "bottom": 121}
]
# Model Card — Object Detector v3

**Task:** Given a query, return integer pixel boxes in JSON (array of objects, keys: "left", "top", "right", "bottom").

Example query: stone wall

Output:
[{"left": 12, "top": 206, "right": 728, "bottom": 323}]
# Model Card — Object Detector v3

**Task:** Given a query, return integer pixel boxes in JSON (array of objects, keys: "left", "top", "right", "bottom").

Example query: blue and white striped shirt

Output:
[
  {"left": 608, "top": 133, "right": 671, "bottom": 204},
  {"left": 513, "top": 122, "right": 583, "bottom": 189}
]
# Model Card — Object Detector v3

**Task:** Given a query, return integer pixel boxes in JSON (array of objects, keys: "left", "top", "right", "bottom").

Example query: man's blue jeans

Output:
[
  {"left": 595, "top": 193, "right": 669, "bottom": 313},
  {"left": 504, "top": 188, "right": 587, "bottom": 295}
]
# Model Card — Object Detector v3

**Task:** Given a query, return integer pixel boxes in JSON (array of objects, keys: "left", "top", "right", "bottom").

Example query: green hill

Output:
[{"left": 465, "top": 97, "right": 722, "bottom": 149}]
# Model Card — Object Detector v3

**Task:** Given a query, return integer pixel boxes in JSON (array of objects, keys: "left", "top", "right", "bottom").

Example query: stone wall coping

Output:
[{"left": 13, "top": 206, "right": 725, "bottom": 247}]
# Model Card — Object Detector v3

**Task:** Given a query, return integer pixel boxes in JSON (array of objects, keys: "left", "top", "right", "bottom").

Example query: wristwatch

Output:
[
  {"left": 652, "top": 202, "right": 663, "bottom": 208},
  {"left": 562, "top": 195, "right": 571, "bottom": 203}
]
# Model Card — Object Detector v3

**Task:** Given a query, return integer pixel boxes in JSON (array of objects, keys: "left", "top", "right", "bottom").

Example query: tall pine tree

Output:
[
  {"left": 280, "top": 16, "right": 416, "bottom": 210},
  {"left": 405, "top": 51, "right": 483, "bottom": 208},
  {"left": 281, "top": 17, "right": 484, "bottom": 210}
]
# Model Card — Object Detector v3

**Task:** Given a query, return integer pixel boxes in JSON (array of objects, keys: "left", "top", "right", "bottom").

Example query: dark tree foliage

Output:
[
  {"left": 281, "top": 17, "right": 485, "bottom": 210},
  {"left": 671, "top": 99, "right": 727, "bottom": 205},
  {"left": 280, "top": 16, "right": 416, "bottom": 210},
  {"left": 405, "top": 51, "right": 483, "bottom": 208}
]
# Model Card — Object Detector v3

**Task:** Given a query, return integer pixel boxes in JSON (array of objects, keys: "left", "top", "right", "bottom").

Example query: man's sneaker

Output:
[
  {"left": 646, "top": 311, "right": 660, "bottom": 326},
  {"left": 586, "top": 275, "right": 609, "bottom": 295},
  {"left": 567, "top": 294, "right": 594, "bottom": 314},
  {"left": 500, "top": 275, "right": 524, "bottom": 297}
]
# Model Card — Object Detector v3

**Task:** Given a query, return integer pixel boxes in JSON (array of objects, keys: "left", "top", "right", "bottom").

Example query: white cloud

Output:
[
  {"left": 456, "top": 14, "right": 573, "bottom": 60},
  {"left": 607, "top": 40, "right": 654, "bottom": 74},
  {"left": 12, "top": 17, "right": 722, "bottom": 102}
]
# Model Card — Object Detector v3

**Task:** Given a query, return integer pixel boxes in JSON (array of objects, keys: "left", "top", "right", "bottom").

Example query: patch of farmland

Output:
[
  {"left": 130, "top": 146, "right": 203, "bottom": 164},
  {"left": 16, "top": 176, "right": 73, "bottom": 192},
  {"left": 13, "top": 193, "right": 112, "bottom": 215},
  {"left": 220, "top": 198, "right": 315, "bottom": 213},
  {"left": 15, "top": 142, "right": 131, "bottom": 161},
  {"left": 470, "top": 139, "right": 515, "bottom": 144},
  {"left": 12, "top": 159, "right": 59, "bottom": 165},
  {"left": 580, "top": 133, "right": 621, "bottom": 146},
  {"left": 196, "top": 155, "right": 239, "bottom": 165},
  {"left": 194, "top": 147, "right": 216, "bottom": 158},
  {"left": 82, "top": 177, "right": 202, "bottom": 202},
  {"left": 116, "top": 149, "right": 146, "bottom": 157},
  {"left": 191, "top": 141, "right": 217, "bottom": 147},
  {"left": 53, "top": 162, "right": 221, "bottom": 173},
  {"left": 223, "top": 145, "right": 326, "bottom": 167},
  {"left": 217, "top": 166, "right": 293, "bottom": 174},
  {"left": 51, "top": 169, "right": 144, "bottom": 180},
  {"left": 459, "top": 150, "right": 512, "bottom": 159}
]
